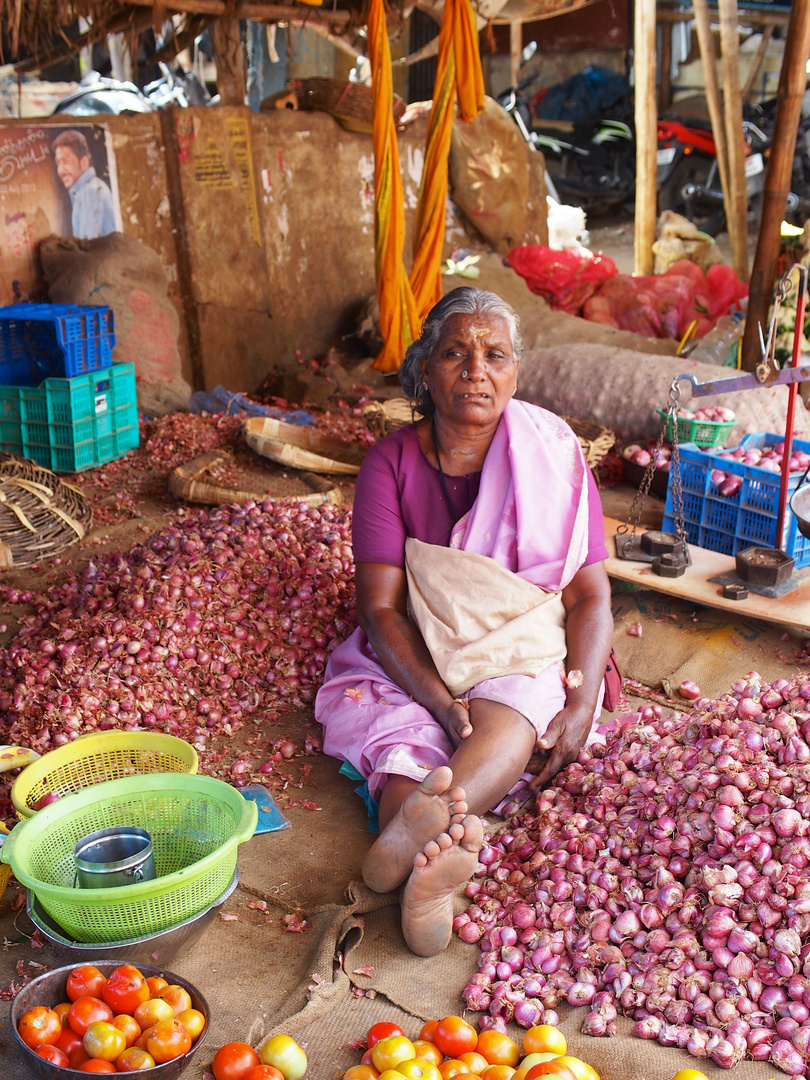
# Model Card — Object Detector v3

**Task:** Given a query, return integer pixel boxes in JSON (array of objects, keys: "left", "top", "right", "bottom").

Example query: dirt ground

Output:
[{"left": 0, "top": 234, "right": 808, "bottom": 1079}]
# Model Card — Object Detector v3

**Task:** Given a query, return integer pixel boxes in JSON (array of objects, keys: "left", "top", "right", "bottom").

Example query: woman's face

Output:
[{"left": 421, "top": 312, "right": 519, "bottom": 426}]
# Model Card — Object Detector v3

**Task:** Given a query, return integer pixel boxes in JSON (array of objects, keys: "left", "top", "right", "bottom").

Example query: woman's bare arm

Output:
[
  {"left": 356, "top": 561, "right": 473, "bottom": 742},
  {"left": 530, "top": 559, "right": 614, "bottom": 788}
]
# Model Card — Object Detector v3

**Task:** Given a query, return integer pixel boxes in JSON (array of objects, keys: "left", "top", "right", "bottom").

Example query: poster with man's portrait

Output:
[{"left": 0, "top": 123, "right": 122, "bottom": 304}]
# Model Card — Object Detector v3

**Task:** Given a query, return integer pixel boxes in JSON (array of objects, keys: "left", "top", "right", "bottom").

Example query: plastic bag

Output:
[
  {"left": 507, "top": 245, "right": 618, "bottom": 315},
  {"left": 189, "top": 385, "right": 312, "bottom": 425}
]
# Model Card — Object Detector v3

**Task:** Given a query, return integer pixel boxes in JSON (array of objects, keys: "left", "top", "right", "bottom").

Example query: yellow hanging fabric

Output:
[
  {"left": 368, "top": 0, "right": 420, "bottom": 373},
  {"left": 409, "top": 0, "right": 485, "bottom": 315},
  {"left": 370, "top": 0, "right": 484, "bottom": 372}
]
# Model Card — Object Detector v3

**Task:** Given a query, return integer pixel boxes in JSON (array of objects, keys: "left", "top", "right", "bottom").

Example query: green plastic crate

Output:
[{"left": 0, "top": 363, "right": 139, "bottom": 473}]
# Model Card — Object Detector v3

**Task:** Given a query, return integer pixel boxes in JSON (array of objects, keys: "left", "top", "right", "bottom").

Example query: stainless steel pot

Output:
[{"left": 73, "top": 826, "right": 155, "bottom": 888}]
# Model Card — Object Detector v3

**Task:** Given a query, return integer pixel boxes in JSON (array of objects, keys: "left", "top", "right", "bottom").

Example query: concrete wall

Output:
[{"left": 3, "top": 104, "right": 546, "bottom": 393}]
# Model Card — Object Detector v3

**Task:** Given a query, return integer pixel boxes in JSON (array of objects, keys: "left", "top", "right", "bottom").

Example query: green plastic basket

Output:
[
  {"left": 0, "top": 773, "right": 257, "bottom": 943},
  {"left": 656, "top": 408, "right": 736, "bottom": 449}
]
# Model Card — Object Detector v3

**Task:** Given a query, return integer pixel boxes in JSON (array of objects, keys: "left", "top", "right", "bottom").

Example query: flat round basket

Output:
[
  {"left": 561, "top": 415, "right": 616, "bottom": 469},
  {"left": 362, "top": 398, "right": 421, "bottom": 440},
  {"left": 243, "top": 418, "right": 367, "bottom": 476},
  {"left": 169, "top": 447, "right": 344, "bottom": 507},
  {"left": 0, "top": 453, "right": 92, "bottom": 568}
]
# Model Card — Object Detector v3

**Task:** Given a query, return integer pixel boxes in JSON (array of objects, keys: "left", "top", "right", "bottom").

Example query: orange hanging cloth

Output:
[
  {"left": 371, "top": 0, "right": 484, "bottom": 372},
  {"left": 368, "top": 0, "right": 420, "bottom": 373}
]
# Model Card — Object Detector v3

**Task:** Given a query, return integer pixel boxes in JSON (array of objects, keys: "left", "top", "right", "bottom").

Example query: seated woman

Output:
[{"left": 315, "top": 287, "right": 615, "bottom": 957}]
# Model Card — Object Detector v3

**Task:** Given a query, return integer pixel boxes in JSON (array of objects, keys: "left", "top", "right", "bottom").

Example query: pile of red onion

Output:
[
  {"left": 456, "top": 673, "right": 810, "bottom": 1074},
  {"left": 0, "top": 499, "right": 355, "bottom": 764}
]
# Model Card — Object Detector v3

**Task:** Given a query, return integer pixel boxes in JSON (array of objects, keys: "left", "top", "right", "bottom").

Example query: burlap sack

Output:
[{"left": 39, "top": 233, "right": 192, "bottom": 417}]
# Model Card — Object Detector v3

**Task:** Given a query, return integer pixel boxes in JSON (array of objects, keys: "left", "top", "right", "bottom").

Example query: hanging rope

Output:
[{"left": 370, "top": 0, "right": 484, "bottom": 372}]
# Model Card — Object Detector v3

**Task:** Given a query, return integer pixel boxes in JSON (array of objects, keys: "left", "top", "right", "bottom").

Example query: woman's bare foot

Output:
[
  {"left": 401, "top": 814, "right": 484, "bottom": 957},
  {"left": 361, "top": 766, "right": 468, "bottom": 894}
]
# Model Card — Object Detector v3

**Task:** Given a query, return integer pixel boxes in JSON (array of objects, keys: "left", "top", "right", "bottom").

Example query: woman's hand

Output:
[{"left": 528, "top": 703, "right": 593, "bottom": 790}]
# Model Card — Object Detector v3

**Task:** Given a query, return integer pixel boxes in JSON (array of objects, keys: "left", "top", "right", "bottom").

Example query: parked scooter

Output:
[
  {"left": 657, "top": 98, "right": 809, "bottom": 235},
  {"left": 51, "top": 64, "right": 212, "bottom": 117}
]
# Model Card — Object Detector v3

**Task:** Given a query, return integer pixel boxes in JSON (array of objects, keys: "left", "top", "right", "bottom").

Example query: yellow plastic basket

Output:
[
  {"left": 11, "top": 731, "right": 198, "bottom": 819},
  {"left": 1, "top": 773, "right": 257, "bottom": 942}
]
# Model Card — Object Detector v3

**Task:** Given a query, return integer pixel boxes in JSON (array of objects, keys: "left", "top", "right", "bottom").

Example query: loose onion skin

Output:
[{"left": 458, "top": 674, "right": 810, "bottom": 1075}]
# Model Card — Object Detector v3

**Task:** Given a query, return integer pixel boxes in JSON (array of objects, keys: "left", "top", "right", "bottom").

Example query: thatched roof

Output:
[{"left": 8, "top": 0, "right": 608, "bottom": 72}]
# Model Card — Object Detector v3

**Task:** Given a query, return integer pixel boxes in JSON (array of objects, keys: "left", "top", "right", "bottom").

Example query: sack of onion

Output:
[{"left": 457, "top": 673, "right": 810, "bottom": 1076}]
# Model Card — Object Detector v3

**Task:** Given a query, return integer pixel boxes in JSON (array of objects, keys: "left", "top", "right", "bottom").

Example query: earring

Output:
[{"left": 512, "top": 387, "right": 517, "bottom": 396}]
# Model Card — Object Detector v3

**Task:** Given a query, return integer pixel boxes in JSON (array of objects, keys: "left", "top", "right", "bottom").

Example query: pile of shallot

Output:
[
  {"left": 672, "top": 406, "right": 736, "bottom": 424},
  {"left": 710, "top": 442, "right": 810, "bottom": 499},
  {"left": 622, "top": 442, "right": 672, "bottom": 473},
  {"left": 456, "top": 673, "right": 810, "bottom": 1075},
  {"left": 0, "top": 499, "right": 355, "bottom": 759}
]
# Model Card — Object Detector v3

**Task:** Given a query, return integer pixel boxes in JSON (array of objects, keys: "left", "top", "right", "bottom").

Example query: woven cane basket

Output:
[
  {"left": 362, "top": 399, "right": 421, "bottom": 440},
  {"left": 0, "top": 453, "right": 92, "bottom": 568},
  {"left": 561, "top": 416, "right": 616, "bottom": 469},
  {"left": 262, "top": 78, "right": 406, "bottom": 134}
]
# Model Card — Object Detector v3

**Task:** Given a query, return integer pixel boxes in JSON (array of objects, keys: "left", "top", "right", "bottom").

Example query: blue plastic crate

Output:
[
  {"left": 0, "top": 303, "right": 115, "bottom": 386},
  {"left": 662, "top": 433, "right": 810, "bottom": 568},
  {"left": 0, "top": 363, "right": 138, "bottom": 473}
]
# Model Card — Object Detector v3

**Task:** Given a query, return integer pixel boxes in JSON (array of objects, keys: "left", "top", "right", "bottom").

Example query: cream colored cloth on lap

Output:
[{"left": 405, "top": 538, "right": 567, "bottom": 698}]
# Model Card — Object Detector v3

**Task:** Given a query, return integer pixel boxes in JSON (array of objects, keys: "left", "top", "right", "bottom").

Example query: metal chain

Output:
[{"left": 618, "top": 379, "right": 683, "bottom": 537}]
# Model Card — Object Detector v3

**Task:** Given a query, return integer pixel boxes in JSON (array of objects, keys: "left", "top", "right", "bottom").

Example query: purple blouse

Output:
[{"left": 352, "top": 424, "right": 609, "bottom": 570}]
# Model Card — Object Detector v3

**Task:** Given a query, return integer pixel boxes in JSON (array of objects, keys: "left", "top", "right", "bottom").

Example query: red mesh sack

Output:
[{"left": 507, "top": 245, "right": 618, "bottom": 316}]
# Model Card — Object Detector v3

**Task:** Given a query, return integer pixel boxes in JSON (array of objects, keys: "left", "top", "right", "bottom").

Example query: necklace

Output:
[{"left": 431, "top": 415, "right": 462, "bottom": 523}]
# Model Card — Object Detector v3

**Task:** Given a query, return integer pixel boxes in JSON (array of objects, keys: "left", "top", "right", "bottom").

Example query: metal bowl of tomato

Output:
[{"left": 11, "top": 960, "right": 210, "bottom": 1079}]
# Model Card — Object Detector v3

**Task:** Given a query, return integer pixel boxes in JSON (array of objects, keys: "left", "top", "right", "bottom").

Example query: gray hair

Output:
[{"left": 399, "top": 287, "right": 523, "bottom": 418}]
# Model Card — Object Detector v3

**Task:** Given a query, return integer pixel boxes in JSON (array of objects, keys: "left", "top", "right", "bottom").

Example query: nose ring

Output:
[{"left": 461, "top": 369, "right": 469, "bottom": 379}]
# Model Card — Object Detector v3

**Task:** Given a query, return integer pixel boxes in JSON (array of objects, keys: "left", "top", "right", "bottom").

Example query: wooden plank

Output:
[
  {"left": 212, "top": 18, "right": 246, "bottom": 105},
  {"left": 742, "top": 24, "right": 773, "bottom": 101},
  {"left": 634, "top": 0, "right": 657, "bottom": 275},
  {"left": 604, "top": 517, "right": 810, "bottom": 631}
]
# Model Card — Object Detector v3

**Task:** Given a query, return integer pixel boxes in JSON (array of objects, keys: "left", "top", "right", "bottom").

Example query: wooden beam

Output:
[
  {"left": 212, "top": 17, "right": 246, "bottom": 105},
  {"left": 692, "top": 0, "right": 730, "bottom": 229},
  {"left": 634, "top": 0, "right": 657, "bottom": 274},
  {"left": 659, "top": 19, "right": 672, "bottom": 113},
  {"left": 742, "top": 24, "right": 773, "bottom": 101},
  {"left": 718, "top": 0, "right": 749, "bottom": 280},
  {"left": 127, "top": 0, "right": 351, "bottom": 26},
  {"left": 741, "top": 0, "right": 810, "bottom": 373},
  {"left": 509, "top": 21, "right": 522, "bottom": 88}
]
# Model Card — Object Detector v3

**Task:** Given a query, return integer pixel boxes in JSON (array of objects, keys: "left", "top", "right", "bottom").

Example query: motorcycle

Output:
[
  {"left": 657, "top": 98, "right": 810, "bottom": 235},
  {"left": 497, "top": 62, "right": 636, "bottom": 215},
  {"left": 51, "top": 64, "right": 212, "bottom": 117}
]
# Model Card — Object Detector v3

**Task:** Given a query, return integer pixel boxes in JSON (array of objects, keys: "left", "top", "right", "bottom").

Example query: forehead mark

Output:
[{"left": 468, "top": 326, "right": 491, "bottom": 338}]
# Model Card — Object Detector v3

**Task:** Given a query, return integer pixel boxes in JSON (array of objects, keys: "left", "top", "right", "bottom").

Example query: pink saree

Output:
[{"left": 314, "top": 400, "right": 600, "bottom": 803}]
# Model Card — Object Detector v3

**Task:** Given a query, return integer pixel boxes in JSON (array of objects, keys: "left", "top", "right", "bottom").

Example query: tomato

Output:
[
  {"left": 524, "top": 1064, "right": 578, "bottom": 1080},
  {"left": 459, "top": 1054, "right": 490, "bottom": 1074},
  {"left": 413, "top": 1041, "right": 443, "bottom": 1067},
  {"left": 133, "top": 997, "right": 174, "bottom": 1029},
  {"left": 18, "top": 1005, "right": 62, "bottom": 1048},
  {"left": 111, "top": 1014, "right": 142, "bottom": 1048},
  {"left": 438, "top": 1062, "right": 472, "bottom": 1079},
  {"left": 55, "top": 1024, "right": 87, "bottom": 1066},
  {"left": 116, "top": 1046, "right": 157, "bottom": 1072},
  {"left": 35, "top": 1045, "right": 70, "bottom": 1066},
  {"left": 176, "top": 1007, "right": 206, "bottom": 1041},
  {"left": 101, "top": 965, "right": 150, "bottom": 1016},
  {"left": 83, "top": 1020, "right": 126, "bottom": 1062},
  {"left": 69, "top": 996, "right": 114, "bottom": 1036},
  {"left": 260, "top": 1034, "right": 308, "bottom": 1080},
  {"left": 362, "top": 1049, "right": 377, "bottom": 1067},
  {"left": 420, "top": 1021, "right": 440, "bottom": 1043},
  {"left": 434, "top": 1017, "right": 478, "bottom": 1059},
  {"left": 522, "top": 1028, "right": 567, "bottom": 1059},
  {"left": 78, "top": 1061, "right": 116, "bottom": 1073},
  {"left": 146, "top": 1018, "right": 192, "bottom": 1064},
  {"left": 368, "top": 1022, "right": 406, "bottom": 1048},
  {"left": 145, "top": 976, "right": 169, "bottom": 996},
  {"left": 135, "top": 1024, "right": 156, "bottom": 1051},
  {"left": 546, "top": 1058, "right": 595, "bottom": 1080},
  {"left": 67, "top": 965, "right": 108, "bottom": 1002},
  {"left": 212, "top": 1040, "right": 261, "bottom": 1080},
  {"left": 244, "top": 1068, "right": 287, "bottom": 1080},
  {"left": 157, "top": 984, "right": 192, "bottom": 1016},
  {"left": 481, "top": 1067, "right": 516, "bottom": 1080},
  {"left": 343, "top": 1067, "right": 381, "bottom": 1080},
  {"left": 54, "top": 1001, "right": 72, "bottom": 1025},
  {"left": 371, "top": 1036, "right": 417, "bottom": 1073},
  {"left": 396, "top": 1059, "right": 442, "bottom": 1080},
  {"left": 671, "top": 1072, "right": 709, "bottom": 1080},
  {"left": 474, "top": 1031, "right": 520, "bottom": 1068}
]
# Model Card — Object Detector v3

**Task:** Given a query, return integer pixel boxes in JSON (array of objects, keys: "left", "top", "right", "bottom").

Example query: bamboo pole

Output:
[
  {"left": 717, "top": 0, "right": 749, "bottom": 280},
  {"left": 692, "top": 0, "right": 730, "bottom": 215},
  {"left": 510, "top": 20, "right": 523, "bottom": 88},
  {"left": 742, "top": 25, "right": 773, "bottom": 101},
  {"left": 634, "top": 0, "right": 657, "bottom": 274},
  {"left": 741, "top": 0, "right": 810, "bottom": 373}
]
